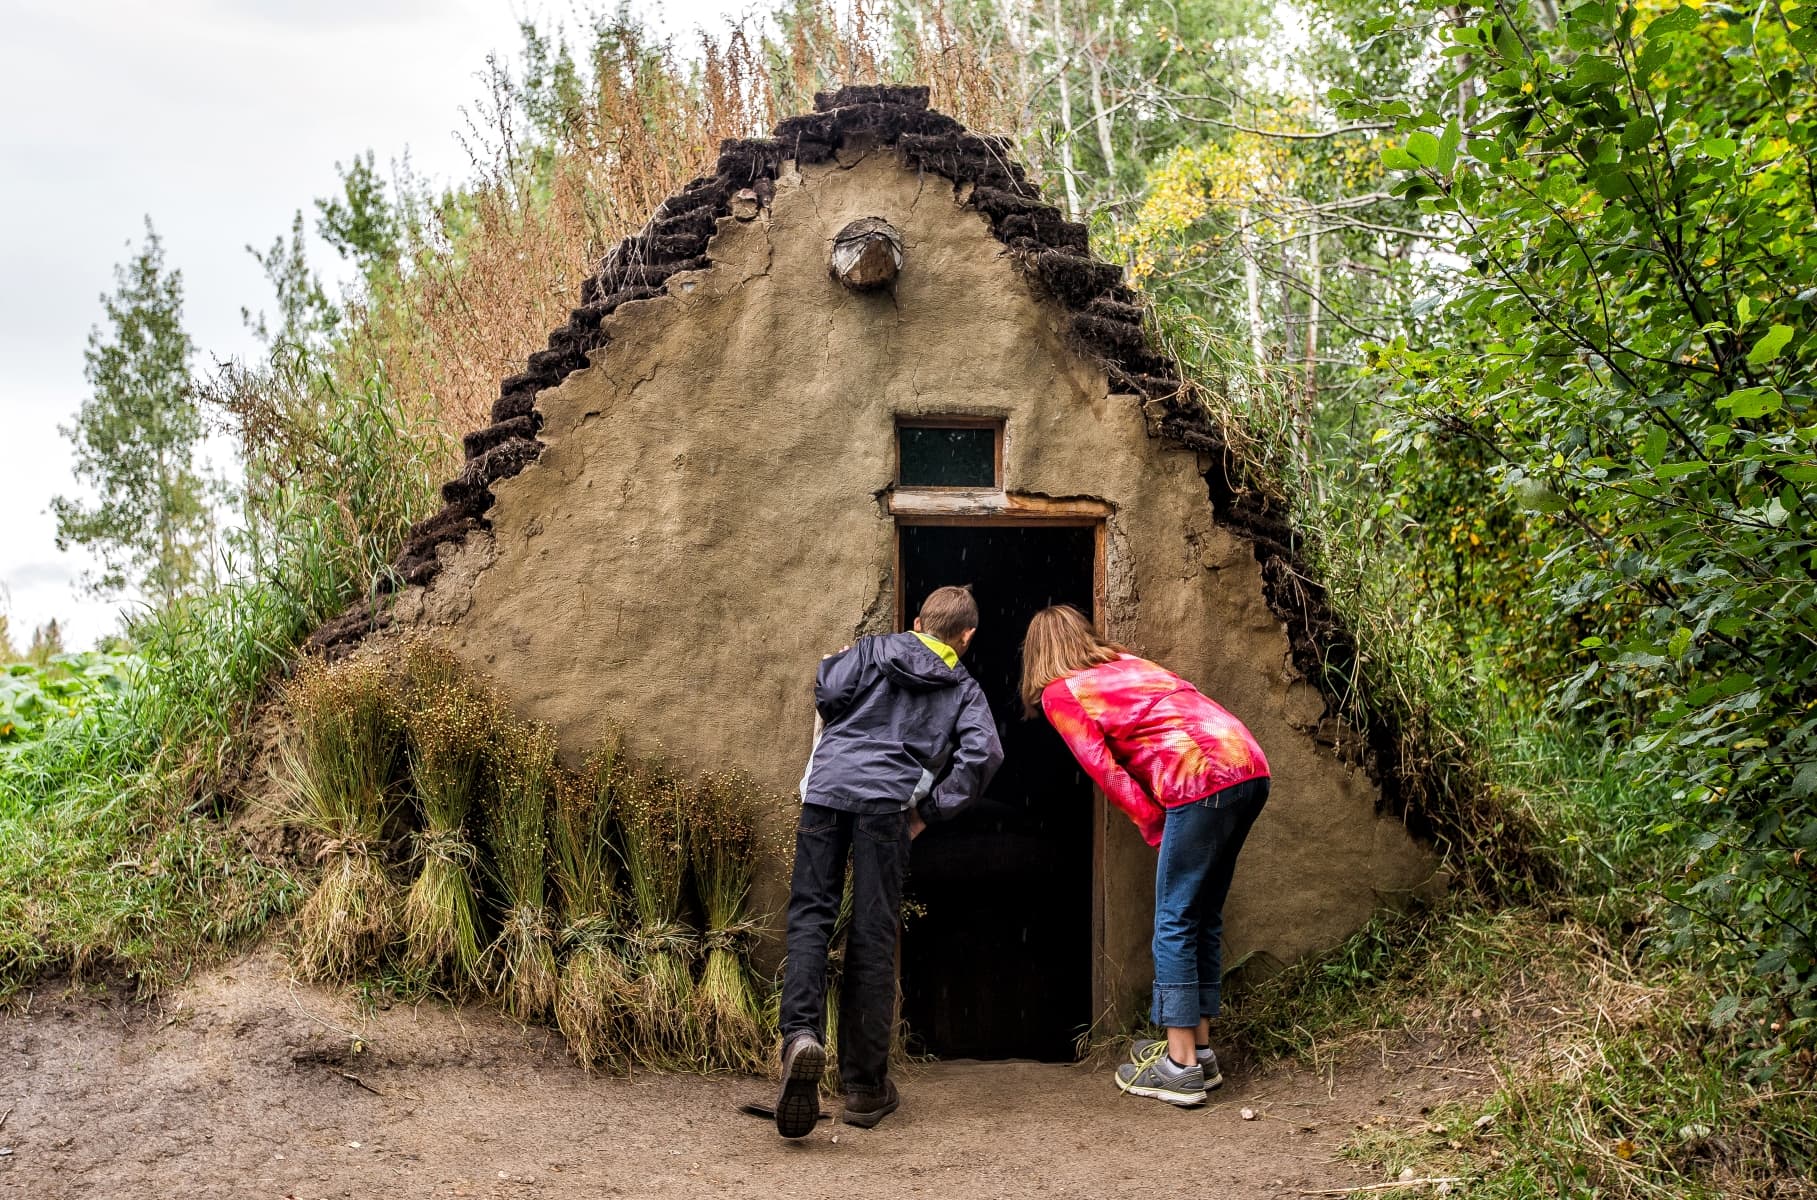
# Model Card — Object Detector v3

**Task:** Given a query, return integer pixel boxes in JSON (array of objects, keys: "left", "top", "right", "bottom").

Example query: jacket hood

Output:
[{"left": 877, "top": 630, "right": 966, "bottom": 692}]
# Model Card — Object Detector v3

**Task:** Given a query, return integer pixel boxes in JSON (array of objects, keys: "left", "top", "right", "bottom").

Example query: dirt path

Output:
[{"left": 1, "top": 953, "right": 1481, "bottom": 1199}]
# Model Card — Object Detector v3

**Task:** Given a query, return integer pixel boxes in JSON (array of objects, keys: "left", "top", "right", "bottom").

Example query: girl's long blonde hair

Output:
[{"left": 1020, "top": 605, "right": 1131, "bottom": 715}]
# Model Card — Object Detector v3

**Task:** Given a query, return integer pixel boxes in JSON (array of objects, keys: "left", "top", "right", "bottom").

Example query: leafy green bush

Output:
[
  {"left": 0, "top": 652, "right": 139, "bottom": 753},
  {"left": 1344, "top": 0, "right": 1817, "bottom": 1074},
  {"left": 0, "top": 353, "right": 441, "bottom": 998}
]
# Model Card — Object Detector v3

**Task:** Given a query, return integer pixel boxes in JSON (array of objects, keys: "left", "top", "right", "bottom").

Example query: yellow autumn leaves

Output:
[{"left": 1116, "top": 121, "right": 1387, "bottom": 285}]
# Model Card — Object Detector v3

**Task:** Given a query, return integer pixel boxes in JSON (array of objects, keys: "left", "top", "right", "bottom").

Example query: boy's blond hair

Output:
[{"left": 917, "top": 585, "right": 979, "bottom": 644}]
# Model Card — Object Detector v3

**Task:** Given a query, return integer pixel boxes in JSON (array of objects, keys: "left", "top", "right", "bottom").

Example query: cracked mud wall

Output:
[{"left": 421, "top": 149, "right": 1436, "bottom": 1013}]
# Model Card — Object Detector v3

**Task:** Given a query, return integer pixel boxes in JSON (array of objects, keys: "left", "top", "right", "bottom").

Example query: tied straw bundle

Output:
[
  {"left": 686, "top": 771, "right": 775, "bottom": 1072},
  {"left": 618, "top": 762, "right": 701, "bottom": 1066},
  {"left": 400, "top": 645, "right": 495, "bottom": 988},
  {"left": 551, "top": 733, "right": 637, "bottom": 1070},
  {"left": 823, "top": 874, "right": 857, "bottom": 1082},
  {"left": 278, "top": 656, "right": 405, "bottom": 980},
  {"left": 483, "top": 720, "right": 561, "bottom": 1020}
]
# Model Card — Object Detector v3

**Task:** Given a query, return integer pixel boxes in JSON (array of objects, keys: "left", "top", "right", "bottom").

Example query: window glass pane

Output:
[{"left": 899, "top": 426, "right": 996, "bottom": 487}]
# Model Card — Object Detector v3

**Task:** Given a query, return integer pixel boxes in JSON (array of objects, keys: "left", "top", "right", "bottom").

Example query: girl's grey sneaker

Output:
[
  {"left": 1115, "top": 1046, "right": 1207, "bottom": 1107},
  {"left": 774, "top": 1034, "right": 826, "bottom": 1139},
  {"left": 1129, "top": 1039, "right": 1223, "bottom": 1089}
]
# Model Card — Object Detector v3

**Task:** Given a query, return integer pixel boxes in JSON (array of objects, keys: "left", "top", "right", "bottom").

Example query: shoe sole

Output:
[
  {"left": 1119, "top": 1076, "right": 1206, "bottom": 1112},
  {"left": 775, "top": 1041, "right": 826, "bottom": 1139},
  {"left": 1116, "top": 1075, "right": 1207, "bottom": 1107}
]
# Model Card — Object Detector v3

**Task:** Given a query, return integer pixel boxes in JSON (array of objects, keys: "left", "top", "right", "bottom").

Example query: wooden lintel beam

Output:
[{"left": 889, "top": 489, "right": 1113, "bottom": 521}]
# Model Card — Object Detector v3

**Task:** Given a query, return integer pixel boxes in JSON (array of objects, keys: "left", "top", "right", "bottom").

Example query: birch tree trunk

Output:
[
  {"left": 1088, "top": 49, "right": 1115, "bottom": 176},
  {"left": 1304, "top": 219, "right": 1321, "bottom": 403},
  {"left": 1049, "top": 0, "right": 1082, "bottom": 219},
  {"left": 1241, "top": 206, "right": 1266, "bottom": 368},
  {"left": 1303, "top": 218, "right": 1322, "bottom": 484}
]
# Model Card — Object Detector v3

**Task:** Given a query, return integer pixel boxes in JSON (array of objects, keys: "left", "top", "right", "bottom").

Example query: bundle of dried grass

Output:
[
  {"left": 686, "top": 771, "right": 776, "bottom": 1072},
  {"left": 551, "top": 733, "right": 637, "bottom": 1070},
  {"left": 278, "top": 656, "right": 405, "bottom": 980},
  {"left": 617, "top": 762, "right": 701, "bottom": 1066},
  {"left": 400, "top": 646, "right": 496, "bottom": 988},
  {"left": 482, "top": 720, "right": 561, "bottom": 1020},
  {"left": 822, "top": 872, "right": 856, "bottom": 1085}
]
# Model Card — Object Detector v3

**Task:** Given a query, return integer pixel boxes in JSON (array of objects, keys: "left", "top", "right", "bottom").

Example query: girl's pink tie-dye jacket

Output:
[{"left": 1041, "top": 655, "right": 1269, "bottom": 848}]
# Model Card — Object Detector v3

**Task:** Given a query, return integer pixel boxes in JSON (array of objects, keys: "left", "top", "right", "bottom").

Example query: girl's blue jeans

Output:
[{"left": 1151, "top": 776, "right": 1270, "bottom": 1029}]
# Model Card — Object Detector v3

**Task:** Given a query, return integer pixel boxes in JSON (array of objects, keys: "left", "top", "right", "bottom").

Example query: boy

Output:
[{"left": 774, "top": 585, "right": 1003, "bottom": 1137}]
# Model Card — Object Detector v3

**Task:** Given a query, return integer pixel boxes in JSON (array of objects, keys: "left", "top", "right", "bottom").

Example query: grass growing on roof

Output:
[
  {"left": 277, "top": 656, "right": 405, "bottom": 981},
  {"left": 551, "top": 733, "right": 636, "bottom": 1070},
  {"left": 482, "top": 720, "right": 561, "bottom": 1021}
]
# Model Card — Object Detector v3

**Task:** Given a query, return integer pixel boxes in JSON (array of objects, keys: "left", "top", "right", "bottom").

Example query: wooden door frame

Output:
[{"left": 890, "top": 490, "right": 1112, "bottom": 1039}]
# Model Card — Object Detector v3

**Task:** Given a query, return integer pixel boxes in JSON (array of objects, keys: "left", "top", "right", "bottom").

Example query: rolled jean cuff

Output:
[
  {"left": 1150, "top": 982, "right": 1200, "bottom": 1029},
  {"left": 1199, "top": 984, "right": 1221, "bottom": 1019}
]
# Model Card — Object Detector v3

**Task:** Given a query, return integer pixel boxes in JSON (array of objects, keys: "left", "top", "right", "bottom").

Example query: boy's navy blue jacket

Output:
[{"left": 799, "top": 631, "right": 1003, "bottom": 823}]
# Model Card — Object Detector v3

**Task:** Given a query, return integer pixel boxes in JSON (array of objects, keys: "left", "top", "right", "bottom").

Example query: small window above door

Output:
[{"left": 897, "top": 419, "right": 1002, "bottom": 489}]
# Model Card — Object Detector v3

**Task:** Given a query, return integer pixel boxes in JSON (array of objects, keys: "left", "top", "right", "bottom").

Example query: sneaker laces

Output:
[{"left": 1131, "top": 1040, "right": 1171, "bottom": 1070}]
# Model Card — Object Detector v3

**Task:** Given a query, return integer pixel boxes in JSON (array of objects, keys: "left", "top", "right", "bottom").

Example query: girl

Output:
[{"left": 1022, "top": 605, "right": 1270, "bottom": 1107}]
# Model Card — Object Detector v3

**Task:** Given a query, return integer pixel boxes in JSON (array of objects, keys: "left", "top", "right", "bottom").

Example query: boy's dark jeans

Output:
[{"left": 779, "top": 803, "right": 909, "bottom": 1098}]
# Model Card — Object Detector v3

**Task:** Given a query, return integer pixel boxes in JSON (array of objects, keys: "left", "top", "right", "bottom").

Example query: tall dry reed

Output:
[
  {"left": 278, "top": 656, "right": 404, "bottom": 980},
  {"left": 551, "top": 732, "right": 637, "bottom": 1069},
  {"left": 617, "top": 760, "right": 702, "bottom": 1066},
  {"left": 482, "top": 720, "right": 562, "bottom": 1020},
  {"left": 348, "top": 4, "right": 1025, "bottom": 456},
  {"left": 399, "top": 643, "right": 496, "bottom": 988},
  {"left": 686, "top": 771, "right": 777, "bottom": 1072}
]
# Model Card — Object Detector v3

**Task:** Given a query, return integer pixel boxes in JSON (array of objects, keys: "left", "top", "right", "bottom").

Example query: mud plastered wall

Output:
[{"left": 414, "top": 148, "right": 1435, "bottom": 1012}]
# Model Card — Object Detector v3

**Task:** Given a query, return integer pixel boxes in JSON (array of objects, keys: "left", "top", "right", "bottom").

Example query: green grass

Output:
[
  {"left": 1224, "top": 899, "right": 1816, "bottom": 1197},
  {"left": 0, "top": 353, "right": 439, "bottom": 1003},
  {"left": 1212, "top": 712, "right": 1817, "bottom": 1198},
  {"left": 0, "top": 693, "right": 299, "bottom": 999},
  {"left": 0, "top": 576, "right": 341, "bottom": 999}
]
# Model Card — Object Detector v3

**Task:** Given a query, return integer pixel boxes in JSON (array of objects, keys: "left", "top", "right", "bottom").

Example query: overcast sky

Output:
[{"left": 0, "top": 0, "right": 753, "bottom": 651}]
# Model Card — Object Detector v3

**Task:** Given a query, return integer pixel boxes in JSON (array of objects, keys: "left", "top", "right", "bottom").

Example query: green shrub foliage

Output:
[{"left": 1344, "top": 0, "right": 1817, "bottom": 1074}]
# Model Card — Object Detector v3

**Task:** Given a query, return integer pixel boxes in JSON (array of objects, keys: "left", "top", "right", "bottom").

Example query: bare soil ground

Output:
[{"left": 0, "top": 953, "right": 1484, "bottom": 1200}]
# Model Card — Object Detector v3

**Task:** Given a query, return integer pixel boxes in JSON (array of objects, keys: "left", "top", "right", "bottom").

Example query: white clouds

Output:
[{"left": 0, "top": 0, "right": 749, "bottom": 650}]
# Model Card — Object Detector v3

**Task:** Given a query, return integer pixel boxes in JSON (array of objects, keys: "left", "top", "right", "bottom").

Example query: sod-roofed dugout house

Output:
[{"left": 315, "top": 86, "right": 1439, "bottom": 1061}]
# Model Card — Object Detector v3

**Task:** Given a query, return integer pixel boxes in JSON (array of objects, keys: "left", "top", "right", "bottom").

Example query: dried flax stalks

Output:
[
  {"left": 618, "top": 764, "right": 701, "bottom": 1066},
  {"left": 823, "top": 873, "right": 856, "bottom": 1082},
  {"left": 687, "top": 772, "right": 773, "bottom": 1072},
  {"left": 401, "top": 653, "right": 495, "bottom": 989},
  {"left": 483, "top": 721, "right": 561, "bottom": 1020},
  {"left": 279, "top": 657, "right": 404, "bottom": 980},
  {"left": 551, "top": 735, "right": 636, "bottom": 1069}
]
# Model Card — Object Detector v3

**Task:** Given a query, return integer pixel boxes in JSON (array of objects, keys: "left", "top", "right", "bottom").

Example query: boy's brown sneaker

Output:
[
  {"left": 775, "top": 1033, "right": 826, "bottom": 1139},
  {"left": 840, "top": 1077, "right": 900, "bottom": 1129}
]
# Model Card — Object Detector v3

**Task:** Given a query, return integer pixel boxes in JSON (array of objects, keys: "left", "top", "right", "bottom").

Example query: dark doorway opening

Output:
[{"left": 898, "top": 522, "right": 1097, "bottom": 1062}]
